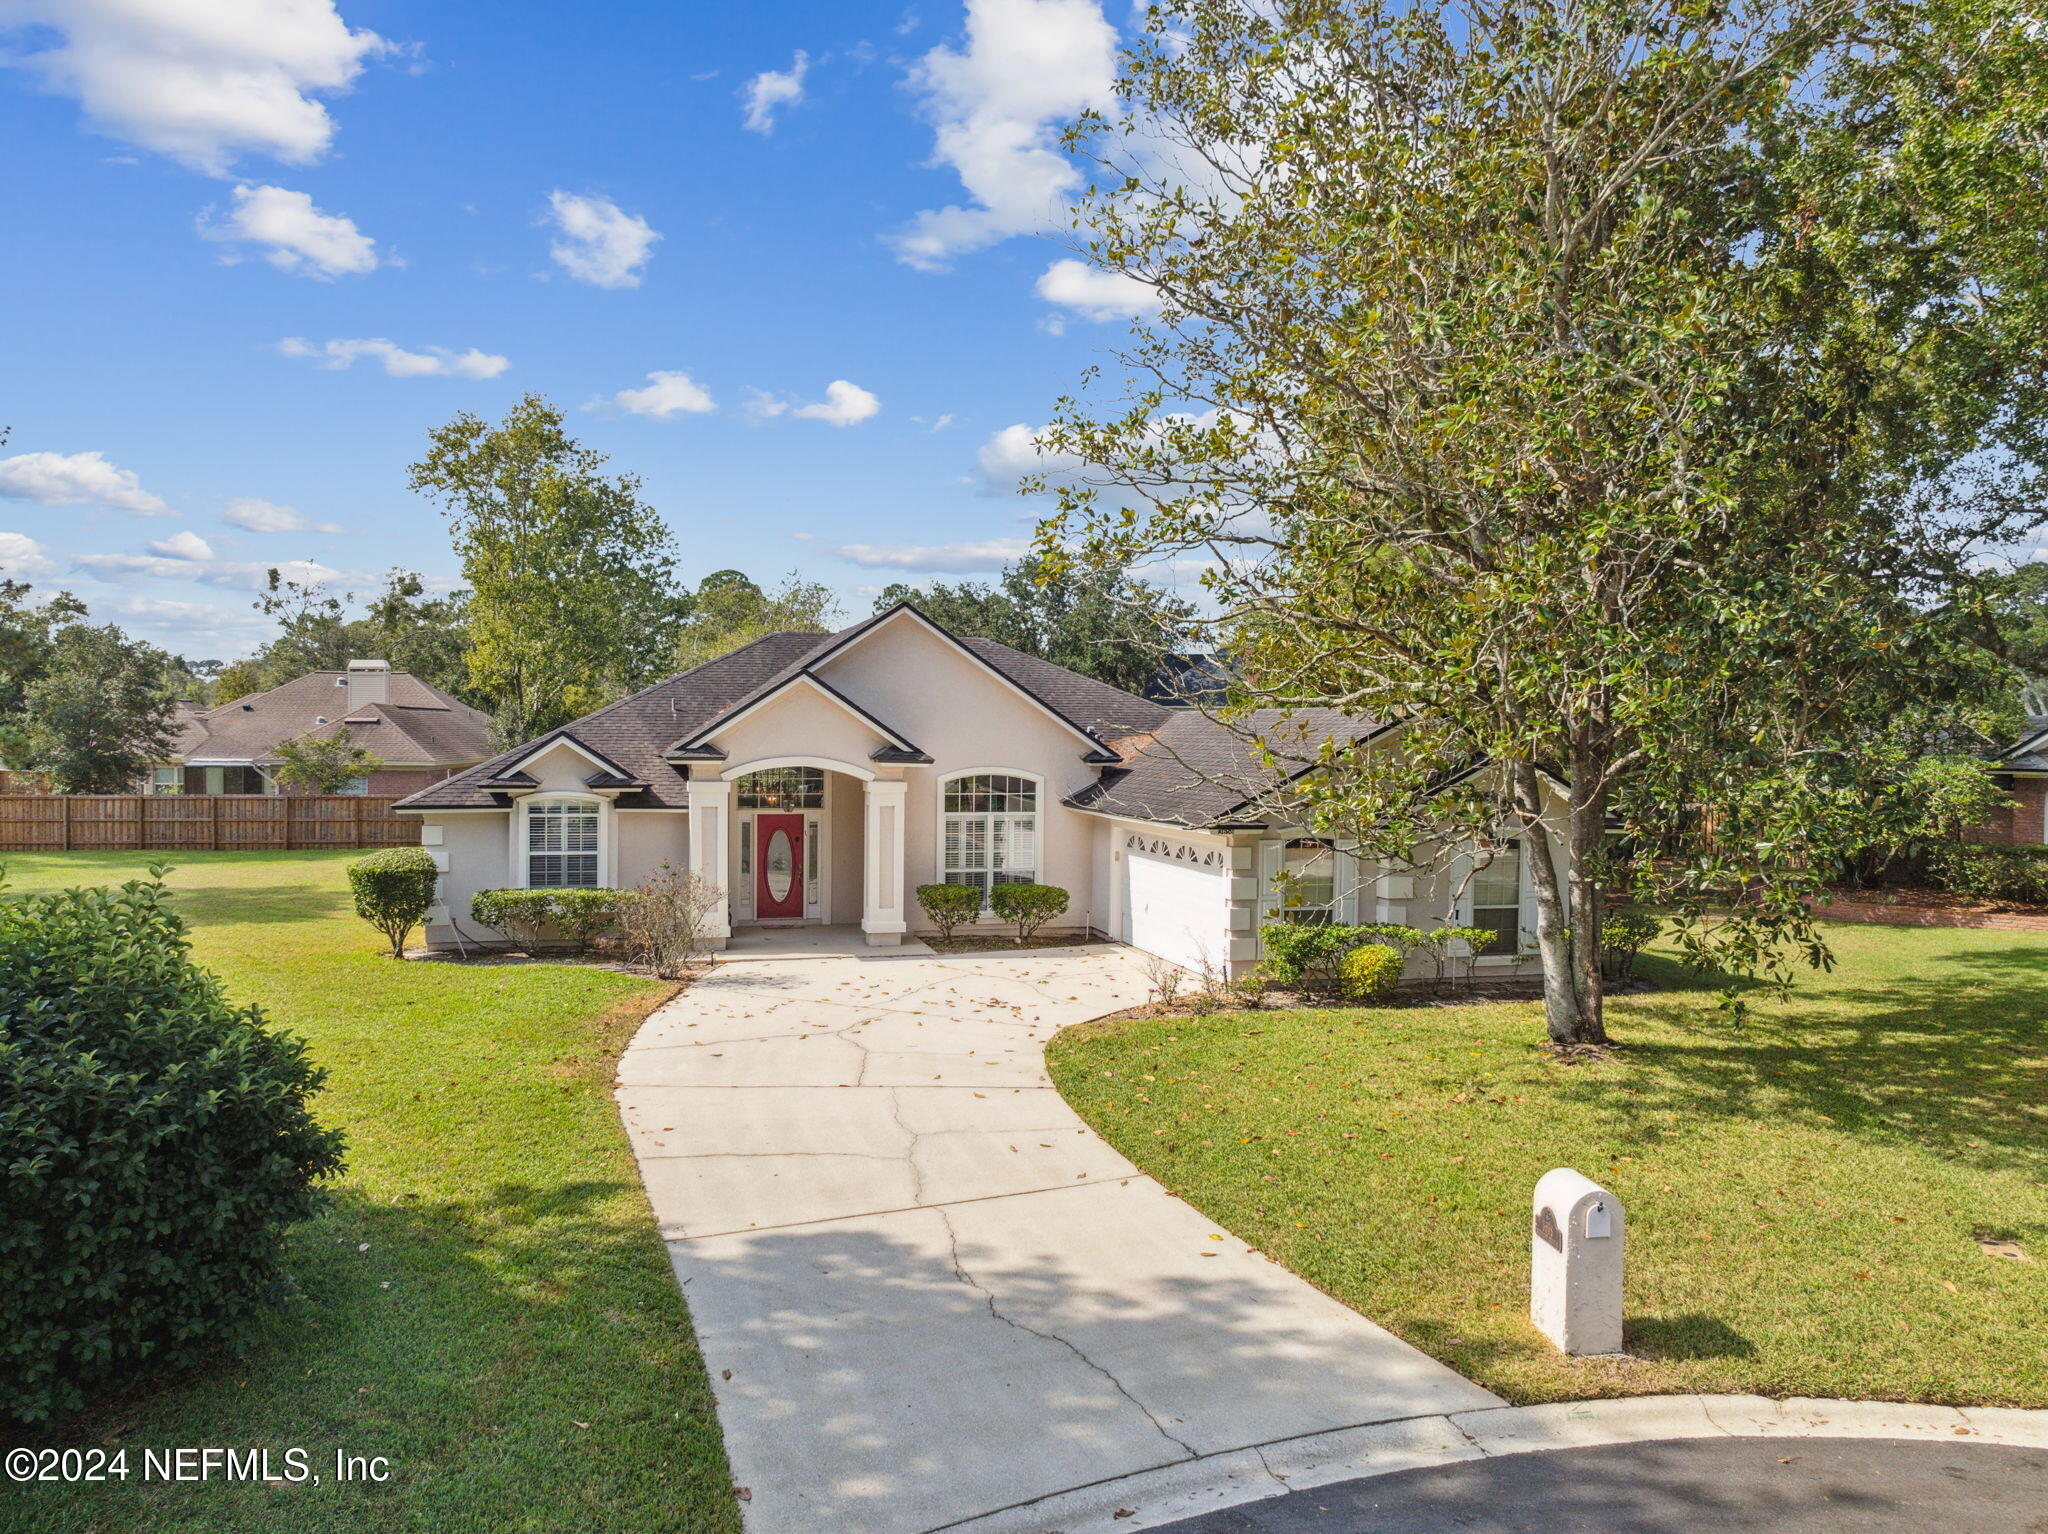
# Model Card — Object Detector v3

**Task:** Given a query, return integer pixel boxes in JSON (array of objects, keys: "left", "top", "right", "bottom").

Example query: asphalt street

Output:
[{"left": 1141, "top": 1436, "right": 2048, "bottom": 1533}]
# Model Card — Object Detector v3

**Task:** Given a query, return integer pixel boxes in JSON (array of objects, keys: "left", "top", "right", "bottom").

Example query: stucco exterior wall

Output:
[
  {"left": 616, "top": 810, "right": 689, "bottom": 889},
  {"left": 828, "top": 775, "right": 864, "bottom": 921},
  {"left": 815, "top": 615, "right": 1102, "bottom": 934},
  {"left": 419, "top": 811, "right": 510, "bottom": 946}
]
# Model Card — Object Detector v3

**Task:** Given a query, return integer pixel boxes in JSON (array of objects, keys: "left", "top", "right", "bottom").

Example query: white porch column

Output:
[
  {"left": 861, "top": 779, "right": 908, "bottom": 945},
  {"left": 688, "top": 777, "right": 731, "bottom": 949}
]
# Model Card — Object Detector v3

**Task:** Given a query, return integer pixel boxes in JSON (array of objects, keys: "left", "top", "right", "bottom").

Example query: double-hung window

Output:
[
  {"left": 1470, "top": 841, "right": 1524, "bottom": 956},
  {"left": 527, "top": 799, "right": 600, "bottom": 888},
  {"left": 942, "top": 774, "right": 1037, "bottom": 907},
  {"left": 1278, "top": 838, "right": 1337, "bottom": 923}
]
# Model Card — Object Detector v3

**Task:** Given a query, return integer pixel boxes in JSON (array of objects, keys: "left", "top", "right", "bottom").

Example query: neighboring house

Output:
[
  {"left": 396, "top": 603, "right": 1567, "bottom": 976},
  {"left": 1979, "top": 715, "right": 2048, "bottom": 844},
  {"left": 154, "top": 660, "right": 491, "bottom": 798}
]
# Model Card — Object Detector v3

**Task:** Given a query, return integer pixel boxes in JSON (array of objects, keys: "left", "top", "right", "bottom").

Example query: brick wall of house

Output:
[
  {"left": 274, "top": 766, "right": 463, "bottom": 798},
  {"left": 1967, "top": 774, "right": 2046, "bottom": 846}
]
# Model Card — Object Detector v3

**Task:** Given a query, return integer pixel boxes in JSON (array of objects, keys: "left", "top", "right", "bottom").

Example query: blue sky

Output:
[{"left": 0, "top": 0, "right": 1163, "bottom": 661}]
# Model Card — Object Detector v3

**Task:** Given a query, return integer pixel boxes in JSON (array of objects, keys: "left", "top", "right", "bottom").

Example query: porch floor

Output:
[{"left": 722, "top": 923, "right": 936, "bottom": 961}]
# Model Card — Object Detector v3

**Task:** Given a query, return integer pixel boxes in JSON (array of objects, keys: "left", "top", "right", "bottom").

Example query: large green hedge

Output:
[{"left": 0, "top": 874, "right": 345, "bottom": 1424}]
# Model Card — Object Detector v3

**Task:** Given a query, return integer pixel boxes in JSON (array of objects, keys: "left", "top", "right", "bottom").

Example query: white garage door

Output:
[{"left": 1124, "top": 839, "right": 1228, "bottom": 972}]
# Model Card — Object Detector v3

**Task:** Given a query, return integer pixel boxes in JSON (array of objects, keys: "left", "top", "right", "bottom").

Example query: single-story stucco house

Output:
[
  {"left": 155, "top": 659, "right": 491, "bottom": 797},
  {"left": 395, "top": 603, "right": 1565, "bottom": 976}
]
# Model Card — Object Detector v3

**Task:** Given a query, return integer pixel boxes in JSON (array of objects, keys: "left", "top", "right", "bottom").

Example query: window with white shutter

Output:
[
  {"left": 941, "top": 773, "right": 1039, "bottom": 907},
  {"left": 526, "top": 798, "right": 601, "bottom": 888}
]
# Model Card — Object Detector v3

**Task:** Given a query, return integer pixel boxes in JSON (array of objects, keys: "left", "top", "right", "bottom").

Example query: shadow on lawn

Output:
[
  {"left": 1593, "top": 946, "right": 2048, "bottom": 1178},
  {"left": 37, "top": 1176, "right": 687, "bottom": 1448}
]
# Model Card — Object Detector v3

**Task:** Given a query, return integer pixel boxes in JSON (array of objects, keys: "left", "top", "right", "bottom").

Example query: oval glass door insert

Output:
[{"left": 765, "top": 828, "right": 795, "bottom": 903}]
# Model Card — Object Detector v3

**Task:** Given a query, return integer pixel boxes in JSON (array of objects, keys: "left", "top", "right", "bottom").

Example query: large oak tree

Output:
[{"left": 1045, "top": 0, "right": 2047, "bottom": 1042}]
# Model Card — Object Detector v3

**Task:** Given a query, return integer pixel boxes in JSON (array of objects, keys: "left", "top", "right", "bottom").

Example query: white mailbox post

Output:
[{"left": 1531, "top": 1167, "right": 1625, "bottom": 1355}]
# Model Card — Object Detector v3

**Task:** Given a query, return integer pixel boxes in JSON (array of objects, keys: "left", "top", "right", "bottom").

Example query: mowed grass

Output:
[
  {"left": 1049, "top": 923, "right": 2048, "bottom": 1408},
  {"left": 4, "top": 852, "right": 737, "bottom": 1534}
]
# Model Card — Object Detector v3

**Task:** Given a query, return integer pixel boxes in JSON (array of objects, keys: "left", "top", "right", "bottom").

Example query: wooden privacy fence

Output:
[{"left": 0, "top": 795, "right": 414, "bottom": 853}]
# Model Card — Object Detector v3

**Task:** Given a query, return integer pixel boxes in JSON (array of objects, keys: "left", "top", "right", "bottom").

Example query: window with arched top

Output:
[
  {"left": 524, "top": 797, "right": 602, "bottom": 888},
  {"left": 941, "top": 772, "right": 1039, "bottom": 907}
]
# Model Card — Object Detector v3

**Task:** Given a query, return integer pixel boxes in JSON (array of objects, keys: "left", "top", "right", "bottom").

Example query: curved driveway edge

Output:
[
  {"left": 613, "top": 943, "right": 1501, "bottom": 1534},
  {"left": 952, "top": 1394, "right": 2048, "bottom": 1532}
]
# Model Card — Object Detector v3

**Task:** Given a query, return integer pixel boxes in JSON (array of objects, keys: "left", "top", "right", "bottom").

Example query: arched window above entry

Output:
[
  {"left": 940, "top": 771, "right": 1041, "bottom": 907},
  {"left": 524, "top": 796, "right": 602, "bottom": 888}
]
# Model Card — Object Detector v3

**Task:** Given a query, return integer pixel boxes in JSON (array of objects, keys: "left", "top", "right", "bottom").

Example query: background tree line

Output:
[{"left": 1, "top": 392, "right": 1195, "bottom": 789}]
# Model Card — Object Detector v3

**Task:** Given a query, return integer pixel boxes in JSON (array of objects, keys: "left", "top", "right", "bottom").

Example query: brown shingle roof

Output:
[
  {"left": 396, "top": 607, "right": 1182, "bottom": 812},
  {"left": 1063, "top": 708, "right": 1386, "bottom": 828},
  {"left": 179, "top": 670, "right": 490, "bottom": 767}
]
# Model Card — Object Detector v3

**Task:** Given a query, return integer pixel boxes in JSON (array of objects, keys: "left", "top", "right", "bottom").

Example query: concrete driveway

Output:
[{"left": 615, "top": 942, "right": 1500, "bottom": 1534}]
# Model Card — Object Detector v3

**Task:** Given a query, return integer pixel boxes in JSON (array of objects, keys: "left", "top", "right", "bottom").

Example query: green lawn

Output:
[
  {"left": 1050, "top": 922, "right": 2048, "bottom": 1408},
  {"left": 5, "top": 851, "right": 738, "bottom": 1534}
]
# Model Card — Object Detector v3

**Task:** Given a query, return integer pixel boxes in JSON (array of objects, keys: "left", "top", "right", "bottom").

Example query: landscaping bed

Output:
[
  {"left": 1048, "top": 920, "right": 2048, "bottom": 1409},
  {"left": 3, "top": 851, "right": 737, "bottom": 1534}
]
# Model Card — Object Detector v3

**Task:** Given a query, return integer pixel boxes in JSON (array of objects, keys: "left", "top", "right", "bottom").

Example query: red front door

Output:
[{"left": 755, "top": 814, "right": 805, "bottom": 919}]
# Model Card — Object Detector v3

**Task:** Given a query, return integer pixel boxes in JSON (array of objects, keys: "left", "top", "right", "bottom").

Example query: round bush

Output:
[
  {"left": 989, "top": 882, "right": 1069, "bottom": 942},
  {"left": 0, "top": 875, "right": 345, "bottom": 1425},
  {"left": 915, "top": 882, "right": 981, "bottom": 939},
  {"left": 348, "top": 845, "right": 439, "bottom": 958},
  {"left": 1337, "top": 941, "right": 1405, "bottom": 1001}
]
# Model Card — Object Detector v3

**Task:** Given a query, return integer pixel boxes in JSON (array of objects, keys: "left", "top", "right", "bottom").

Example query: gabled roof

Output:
[
  {"left": 176, "top": 670, "right": 490, "bottom": 768},
  {"left": 667, "top": 602, "right": 1146, "bottom": 763},
  {"left": 396, "top": 611, "right": 1176, "bottom": 812},
  {"left": 1064, "top": 708, "right": 1391, "bottom": 828},
  {"left": 1996, "top": 714, "right": 2048, "bottom": 773},
  {"left": 669, "top": 669, "right": 928, "bottom": 762}
]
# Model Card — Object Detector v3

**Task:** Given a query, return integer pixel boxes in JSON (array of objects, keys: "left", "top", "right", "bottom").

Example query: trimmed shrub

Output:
[
  {"left": 1, "top": 874, "right": 345, "bottom": 1424},
  {"left": 620, "top": 862, "right": 723, "bottom": 978},
  {"left": 1600, "top": 909, "right": 1663, "bottom": 981},
  {"left": 990, "top": 882, "right": 1069, "bottom": 943},
  {"left": 1259, "top": 920, "right": 1371, "bottom": 988},
  {"left": 470, "top": 888, "right": 560, "bottom": 950},
  {"left": 1925, "top": 843, "right": 2048, "bottom": 905},
  {"left": 916, "top": 882, "right": 981, "bottom": 940},
  {"left": 1337, "top": 941, "right": 1405, "bottom": 1002},
  {"left": 347, "top": 846, "right": 439, "bottom": 958},
  {"left": 551, "top": 888, "right": 630, "bottom": 953}
]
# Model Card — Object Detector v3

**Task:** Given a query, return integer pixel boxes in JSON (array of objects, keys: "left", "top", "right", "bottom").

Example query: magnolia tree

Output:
[{"left": 1042, "top": 0, "right": 2047, "bottom": 1043}]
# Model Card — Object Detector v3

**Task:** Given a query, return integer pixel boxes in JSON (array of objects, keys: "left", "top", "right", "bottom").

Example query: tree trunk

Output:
[{"left": 1511, "top": 760, "right": 1606, "bottom": 1046}]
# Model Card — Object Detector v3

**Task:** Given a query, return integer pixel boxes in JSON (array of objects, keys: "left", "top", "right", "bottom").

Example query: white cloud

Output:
[
  {"left": 976, "top": 421, "right": 1083, "bottom": 490},
  {"left": 0, "top": 0, "right": 387, "bottom": 175},
  {"left": 545, "top": 190, "right": 660, "bottom": 288},
  {"left": 1036, "top": 258, "right": 1158, "bottom": 320},
  {"left": 890, "top": 0, "right": 1117, "bottom": 270},
  {"left": 0, "top": 532, "right": 57, "bottom": 578},
  {"left": 741, "top": 388, "right": 791, "bottom": 423},
  {"left": 741, "top": 51, "right": 809, "bottom": 134},
  {"left": 279, "top": 337, "right": 510, "bottom": 378},
  {"left": 102, "top": 595, "right": 273, "bottom": 649},
  {"left": 607, "top": 370, "right": 716, "bottom": 418},
  {"left": 74, "top": 551, "right": 348, "bottom": 591},
  {"left": 148, "top": 530, "right": 214, "bottom": 560},
  {"left": 793, "top": 379, "right": 882, "bottom": 426},
  {"left": 833, "top": 538, "right": 1029, "bottom": 572},
  {"left": 221, "top": 496, "right": 342, "bottom": 533},
  {"left": 0, "top": 449, "right": 170, "bottom": 515},
  {"left": 201, "top": 183, "right": 379, "bottom": 277}
]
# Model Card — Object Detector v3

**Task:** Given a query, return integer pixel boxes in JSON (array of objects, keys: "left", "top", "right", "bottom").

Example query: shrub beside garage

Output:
[{"left": 0, "top": 874, "right": 345, "bottom": 1424}]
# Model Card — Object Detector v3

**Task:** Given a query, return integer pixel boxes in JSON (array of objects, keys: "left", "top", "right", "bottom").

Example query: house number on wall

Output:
[{"left": 1125, "top": 833, "right": 1225, "bottom": 870}]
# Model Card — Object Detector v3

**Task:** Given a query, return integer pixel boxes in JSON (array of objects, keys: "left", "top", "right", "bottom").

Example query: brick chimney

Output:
[{"left": 346, "top": 658, "right": 391, "bottom": 712}]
